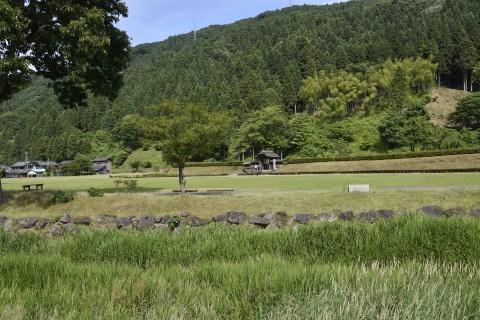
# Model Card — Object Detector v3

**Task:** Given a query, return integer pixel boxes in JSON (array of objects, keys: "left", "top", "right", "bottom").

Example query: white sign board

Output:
[{"left": 348, "top": 184, "right": 370, "bottom": 192}]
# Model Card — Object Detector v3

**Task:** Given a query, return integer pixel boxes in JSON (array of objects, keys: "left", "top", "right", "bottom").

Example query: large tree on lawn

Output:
[
  {"left": 149, "top": 101, "right": 232, "bottom": 194},
  {"left": 0, "top": 0, "right": 130, "bottom": 202}
]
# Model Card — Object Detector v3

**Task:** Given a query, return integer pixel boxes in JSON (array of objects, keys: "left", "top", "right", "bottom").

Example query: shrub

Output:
[
  {"left": 129, "top": 160, "right": 142, "bottom": 171},
  {"left": 87, "top": 187, "right": 104, "bottom": 197},
  {"left": 123, "top": 180, "right": 138, "bottom": 192},
  {"left": 168, "top": 215, "right": 180, "bottom": 231},
  {"left": 113, "top": 148, "right": 132, "bottom": 167},
  {"left": 113, "top": 180, "right": 123, "bottom": 192},
  {"left": 52, "top": 190, "right": 75, "bottom": 204},
  {"left": 144, "top": 161, "right": 152, "bottom": 169}
]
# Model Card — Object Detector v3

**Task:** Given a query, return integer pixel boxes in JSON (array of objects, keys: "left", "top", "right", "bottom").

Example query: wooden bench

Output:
[
  {"left": 172, "top": 189, "right": 198, "bottom": 193},
  {"left": 22, "top": 183, "right": 44, "bottom": 191}
]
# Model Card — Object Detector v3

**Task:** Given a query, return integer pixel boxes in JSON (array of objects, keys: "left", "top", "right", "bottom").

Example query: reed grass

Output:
[{"left": 1, "top": 215, "right": 480, "bottom": 319}]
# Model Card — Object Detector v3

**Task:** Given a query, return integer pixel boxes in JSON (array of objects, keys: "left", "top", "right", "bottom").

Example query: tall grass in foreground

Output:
[
  {"left": 1, "top": 214, "right": 477, "bottom": 267},
  {"left": 0, "top": 255, "right": 479, "bottom": 319},
  {"left": 1, "top": 215, "right": 480, "bottom": 318}
]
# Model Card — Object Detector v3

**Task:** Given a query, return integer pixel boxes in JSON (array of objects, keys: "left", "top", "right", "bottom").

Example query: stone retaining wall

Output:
[{"left": 1, "top": 206, "right": 479, "bottom": 237}]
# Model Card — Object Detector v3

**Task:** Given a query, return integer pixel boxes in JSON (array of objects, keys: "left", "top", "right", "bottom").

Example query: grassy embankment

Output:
[
  {"left": 1, "top": 215, "right": 480, "bottom": 319},
  {"left": 280, "top": 153, "right": 480, "bottom": 173}
]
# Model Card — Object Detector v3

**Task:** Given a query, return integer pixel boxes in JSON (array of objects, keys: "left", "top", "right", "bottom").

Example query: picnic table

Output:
[{"left": 22, "top": 183, "right": 44, "bottom": 191}]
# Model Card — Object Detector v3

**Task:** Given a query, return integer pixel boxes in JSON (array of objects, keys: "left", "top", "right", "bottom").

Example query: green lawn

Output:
[{"left": 2, "top": 173, "right": 480, "bottom": 193}]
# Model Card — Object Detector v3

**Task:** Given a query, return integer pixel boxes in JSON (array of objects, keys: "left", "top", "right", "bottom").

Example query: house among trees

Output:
[
  {"left": 0, "top": 164, "right": 11, "bottom": 175},
  {"left": 92, "top": 158, "right": 112, "bottom": 175},
  {"left": 243, "top": 150, "right": 284, "bottom": 174},
  {"left": 4, "top": 161, "right": 58, "bottom": 178},
  {"left": 1, "top": 157, "right": 113, "bottom": 178}
]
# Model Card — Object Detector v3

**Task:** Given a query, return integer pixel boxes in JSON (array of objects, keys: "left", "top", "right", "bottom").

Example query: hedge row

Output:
[
  {"left": 183, "top": 161, "right": 243, "bottom": 167},
  {"left": 286, "top": 147, "right": 480, "bottom": 164},
  {"left": 268, "top": 168, "right": 480, "bottom": 175}
]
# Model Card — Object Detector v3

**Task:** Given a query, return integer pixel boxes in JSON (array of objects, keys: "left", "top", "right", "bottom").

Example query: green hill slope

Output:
[{"left": 1, "top": 0, "right": 479, "bottom": 164}]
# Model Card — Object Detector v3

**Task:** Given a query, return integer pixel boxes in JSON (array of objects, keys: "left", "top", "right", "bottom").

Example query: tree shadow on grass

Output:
[{"left": 1, "top": 190, "right": 55, "bottom": 209}]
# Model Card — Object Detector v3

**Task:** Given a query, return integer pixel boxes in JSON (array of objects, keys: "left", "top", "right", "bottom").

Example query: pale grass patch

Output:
[
  {"left": 265, "top": 261, "right": 479, "bottom": 319},
  {"left": 2, "top": 188, "right": 480, "bottom": 219},
  {"left": 0, "top": 303, "right": 27, "bottom": 320}
]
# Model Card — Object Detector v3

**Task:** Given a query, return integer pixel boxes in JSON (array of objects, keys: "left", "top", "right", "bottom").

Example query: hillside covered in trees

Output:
[{"left": 1, "top": 0, "right": 480, "bottom": 166}]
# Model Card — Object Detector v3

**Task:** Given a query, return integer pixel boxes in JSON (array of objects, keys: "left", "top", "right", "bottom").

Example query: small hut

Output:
[
  {"left": 242, "top": 160, "right": 260, "bottom": 175},
  {"left": 255, "top": 150, "right": 283, "bottom": 172}
]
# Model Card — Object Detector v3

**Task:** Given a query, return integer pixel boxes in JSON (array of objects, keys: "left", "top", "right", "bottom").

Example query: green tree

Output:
[
  {"left": 456, "top": 32, "right": 478, "bottom": 92},
  {"left": 149, "top": 100, "right": 232, "bottom": 193},
  {"left": 391, "top": 67, "right": 409, "bottom": 108},
  {"left": 60, "top": 156, "right": 93, "bottom": 176},
  {"left": 129, "top": 160, "right": 142, "bottom": 172},
  {"left": 230, "top": 105, "right": 290, "bottom": 158},
  {"left": 449, "top": 92, "right": 480, "bottom": 130},
  {"left": 379, "top": 101, "right": 434, "bottom": 151},
  {"left": 0, "top": 0, "right": 130, "bottom": 202},
  {"left": 112, "top": 114, "right": 146, "bottom": 150},
  {"left": 0, "top": 0, "right": 130, "bottom": 106}
]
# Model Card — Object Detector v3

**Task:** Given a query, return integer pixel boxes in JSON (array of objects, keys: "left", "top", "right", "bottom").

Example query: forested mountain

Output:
[{"left": 1, "top": 0, "right": 480, "bottom": 165}]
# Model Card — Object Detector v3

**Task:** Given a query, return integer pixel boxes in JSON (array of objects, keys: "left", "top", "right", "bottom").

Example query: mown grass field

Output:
[
  {"left": 1, "top": 172, "right": 480, "bottom": 218},
  {"left": 1, "top": 216, "right": 480, "bottom": 319},
  {"left": 3, "top": 172, "right": 480, "bottom": 192}
]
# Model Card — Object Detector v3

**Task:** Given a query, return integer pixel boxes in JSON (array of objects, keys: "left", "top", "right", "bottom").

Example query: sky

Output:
[{"left": 117, "top": 0, "right": 350, "bottom": 46}]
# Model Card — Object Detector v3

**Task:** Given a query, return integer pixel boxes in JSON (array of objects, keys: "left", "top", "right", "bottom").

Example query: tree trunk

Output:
[
  {"left": 464, "top": 71, "right": 468, "bottom": 92},
  {"left": 178, "top": 164, "right": 186, "bottom": 194},
  {"left": 471, "top": 71, "right": 474, "bottom": 92},
  {"left": 0, "top": 74, "right": 8, "bottom": 99},
  {"left": 0, "top": 179, "right": 4, "bottom": 203}
]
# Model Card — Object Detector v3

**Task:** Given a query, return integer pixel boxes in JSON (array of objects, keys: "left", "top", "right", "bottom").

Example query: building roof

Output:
[
  {"left": 5, "top": 169, "right": 29, "bottom": 175},
  {"left": 59, "top": 160, "right": 73, "bottom": 165},
  {"left": 11, "top": 161, "right": 31, "bottom": 168},
  {"left": 36, "top": 161, "right": 58, "bottom": 167},
  {"left": 11, "top": 160, "right": 57, "bottom": 168},
  {"left": 255, "top": 150, "right": 281, "bottom": 159},
  {"left": 0, "top": 164, "right": 11, "bottom": 170},
  {"left": 92, "top": 165, "right": 107, "bottom": 172},
  {"left": 92, "top": 158, "right": 111, "bottom": 162}
]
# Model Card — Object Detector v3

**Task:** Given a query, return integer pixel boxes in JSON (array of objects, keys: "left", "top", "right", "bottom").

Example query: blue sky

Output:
[{"left": 117, "top": 0, "right": 349, "bottom": 46}]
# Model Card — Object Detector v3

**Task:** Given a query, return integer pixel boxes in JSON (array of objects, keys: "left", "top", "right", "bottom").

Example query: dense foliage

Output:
[
  {"left": 1, "top": 0, "right": 480, "bottom": 164},
  {"left": 449, "top": 92, "right": 480, "bottom": 130},
  {"left": 0, "top": 0, "right": 130, "bottom": 106}
]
